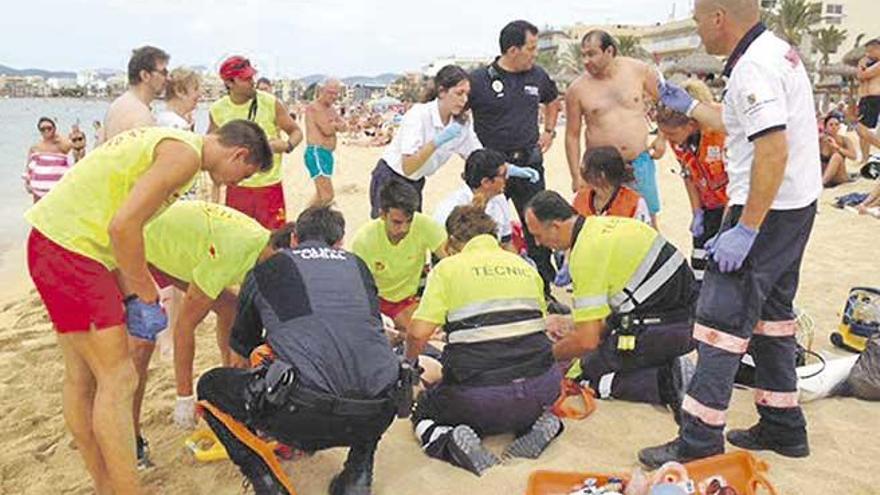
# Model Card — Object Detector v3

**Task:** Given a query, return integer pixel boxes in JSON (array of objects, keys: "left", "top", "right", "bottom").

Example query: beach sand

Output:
[{"left": 1, "top": 139, "right": 878, "bottom": 495}]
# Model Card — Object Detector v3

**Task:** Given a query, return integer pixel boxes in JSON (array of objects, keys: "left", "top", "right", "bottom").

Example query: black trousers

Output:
[
  {"left": 197, "top": 367, "right": 395, "bottom": 452},
  {"left": 681, "top": 202, "right": 816, "bottom": 455},
  {"left": 501, "top": 146, "right": 555, "bottom": 296}
]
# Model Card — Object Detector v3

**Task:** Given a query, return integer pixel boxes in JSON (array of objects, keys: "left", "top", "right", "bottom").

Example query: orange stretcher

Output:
[
  {"left": 526, "top": 451, "right": 778, "bottom": 495},
  {"left": 196, "top": 400, "right": 298, "bottom": 495}
]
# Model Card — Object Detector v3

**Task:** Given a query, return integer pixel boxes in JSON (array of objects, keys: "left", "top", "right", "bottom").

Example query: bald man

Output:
[
  {"left": 564, "top": 30, "right": 664, "bottom": 222},
  {"left": 305, "top": 79, "right": 347, "bottom": 206},
  {"left": 640, "top": 0, "right": 821, "bottom": 467}
]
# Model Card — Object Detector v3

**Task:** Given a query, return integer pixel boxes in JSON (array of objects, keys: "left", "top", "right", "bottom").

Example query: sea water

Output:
[{"left": 0, "top": 97, "right": 209, "bottom": 279}]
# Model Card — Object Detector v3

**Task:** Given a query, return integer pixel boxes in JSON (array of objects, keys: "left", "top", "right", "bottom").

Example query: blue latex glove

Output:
[
  {"left": 659, "top": 81, "right": 699, "bottom": 116},
  {"left": 432, "top": 121, "right": 464, "bottom": 147},
  {"left": 125, "top": 298, "right": 168, "bottom": 342},
  {"left": 553, "top": 261, "right": 572, "bottom": 287},
  {"left": 706, "top": 223, "right": 759, "bottom": 273},
  {"left": 690, "top": 208, "right": 705, "bottom": 238},
  {"left": 506, "top": 164, "right": 541, "bottom": 183}
]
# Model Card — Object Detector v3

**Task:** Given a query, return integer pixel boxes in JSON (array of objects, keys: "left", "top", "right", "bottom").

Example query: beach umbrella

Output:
[
  {"left": 819, "top": 63, "right": 857, "bottom": 77},
  {"left": 842, "top": 46, "right": 866, "bottom": 66},
  {"left": 666, "top": 49, "right": 724, "bottom": 76}
]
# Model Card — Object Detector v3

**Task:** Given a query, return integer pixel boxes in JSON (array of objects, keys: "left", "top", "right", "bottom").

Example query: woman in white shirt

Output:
[
  {"left": 156, "top": 67, "right": 201, "bottom": 131},
  {"left": 368, "top": 65, "right": 481, "bottom": 218}
]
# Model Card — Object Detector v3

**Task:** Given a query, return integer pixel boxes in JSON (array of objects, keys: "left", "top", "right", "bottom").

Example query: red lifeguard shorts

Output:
[
  {"left": 27, "top": 229, "right": 125, "bottom": 333},
  {"left": 226, "top": 182, "right": 287, "bottom": 230},
  {"left": 378, "top": 295, "right": 420, "bottom": 320}
]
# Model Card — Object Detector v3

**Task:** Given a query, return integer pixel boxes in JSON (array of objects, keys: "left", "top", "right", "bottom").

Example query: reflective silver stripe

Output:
[
  {"left": 693, "top": 248, "right": 708, "bottom": 260},
  {"left": 447, "top": 298, "right": 542, "bottom": 323},
  {"left": 573, "top": 295, "right": 608, "bottom": 310},
  {"left": 694, "top": 269, "right": 705, "bottom": 281},
  {"left": 447, "top": 318, "right": 545, "bottom": 344},
  {"left": 598, "top": 373, "right": 615, "bottom": 399},
  {"left": 615, "top": 251, "right": 685, "bottom": 313},
  {"left": 626, "top": 236, "right": 666, "bottom": 293}
]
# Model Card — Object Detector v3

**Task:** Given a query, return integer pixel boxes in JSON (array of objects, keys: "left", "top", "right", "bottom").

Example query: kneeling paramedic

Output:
[
  {"left": 406, "top": 206, "right": 563, "bottom": 476},
  {"left": 525, "top": 191, "right": 696, "bottom": 416},
  {"left": 197, "top": 206, "right": 405, "bottom": 495}
]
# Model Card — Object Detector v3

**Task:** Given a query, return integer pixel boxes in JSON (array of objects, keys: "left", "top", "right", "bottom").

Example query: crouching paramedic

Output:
[
  {"left": 142, "top": 200, "right": 295, "bottom": 429},
  {"left": 406, "top": 206, "right": 562, "bottom": 477},
  {"left": 196, "top": 206, "right": 402, "bottom": 495},
  {"left": 525, "top": 191, "right": 695, "bottom": 415}
]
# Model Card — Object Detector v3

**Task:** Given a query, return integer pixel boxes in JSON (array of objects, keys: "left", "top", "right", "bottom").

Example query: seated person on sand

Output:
[
  {"left": 405, "top": 206, "right": 563, "bottom": 476},
  {"left": 352, "top": 181, "right": 447, "bottom": 341},
  {"left": 525, "top": 191, "right": 695, "bottom": 417},
  {"left": 197, "top": 206, "right": 401, "bottom": 495},
  {"left": 820, "top": 113, "right": 858, "bottom": 187},
  {"left": 433, "top": 149, "right": 530, "bottom": 252},
  {"left": 141, "top": 200, "right": 294, "bottom": 430}
]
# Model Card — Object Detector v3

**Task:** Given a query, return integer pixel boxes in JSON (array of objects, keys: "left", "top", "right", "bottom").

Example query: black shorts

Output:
[{"left": 858, "top": 95, "right": 880, "bottom": 129}]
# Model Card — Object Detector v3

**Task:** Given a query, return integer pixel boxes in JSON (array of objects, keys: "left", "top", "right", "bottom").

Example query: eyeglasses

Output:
[
  {"left": 39, "top": 126, "right": 54, "bottom": 132},
  {"left": 152, "top": 67, "right": 169, "bottom": 77}
]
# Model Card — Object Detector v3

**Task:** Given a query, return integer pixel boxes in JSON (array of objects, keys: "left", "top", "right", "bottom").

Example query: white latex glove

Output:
[{"left": 174, "top": 395, "right": 197, "bottom": 430}]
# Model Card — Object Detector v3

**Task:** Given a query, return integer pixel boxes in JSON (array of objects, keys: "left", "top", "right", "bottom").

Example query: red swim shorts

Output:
[
  {"left": 226, "top": 182, "right": 287, "bottom": 230},
  {"left": 27, "top": 229, "right": 125, "bottom": 333},
  {"left": 379, "top": 295, "right": 420, "bottom": 320}
]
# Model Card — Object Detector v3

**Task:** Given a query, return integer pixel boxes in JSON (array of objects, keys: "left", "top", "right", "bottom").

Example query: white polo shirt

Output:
[
  {"left": 381, "top": 100, "right": 483, "bottom": 181},
  {"left": 432, "top": 184, "right": 513, "bottom": 242},
  {"left": 721, "top": 25, "right": 822, "bottom": 210}
]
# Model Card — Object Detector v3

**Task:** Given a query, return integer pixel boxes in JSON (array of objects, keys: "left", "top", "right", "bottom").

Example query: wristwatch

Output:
[{"left": 544, "top": 128, "right": 557, "bottom": 138}]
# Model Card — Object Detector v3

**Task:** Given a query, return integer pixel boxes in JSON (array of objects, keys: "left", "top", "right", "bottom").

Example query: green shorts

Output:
[{"left": 304, "top": 145, "right": 334, "bottom": 179}]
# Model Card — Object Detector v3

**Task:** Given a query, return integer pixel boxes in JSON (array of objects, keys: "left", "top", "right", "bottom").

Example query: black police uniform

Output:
[
  {"left": 469, "top": 58, "right": 560, "bottom": 294},
  {"left": 197, "top": 241, "right": 401, "bottom": 494}
]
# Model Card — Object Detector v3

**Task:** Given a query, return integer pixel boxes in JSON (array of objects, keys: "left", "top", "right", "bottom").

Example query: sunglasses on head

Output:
[{"left": 233, "top": 58, "right": 252, "bottom": 70}]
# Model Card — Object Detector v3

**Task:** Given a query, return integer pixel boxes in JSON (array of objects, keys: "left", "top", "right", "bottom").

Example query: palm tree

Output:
[
  {"left": 558, "top": 42, "right": 583, "bottom": 77},
  {"left": 764, "top": 0, "right": 822, "bottom": 46},
  {"left": 813, "top": 25, "right": 848, "bottom": 67}
]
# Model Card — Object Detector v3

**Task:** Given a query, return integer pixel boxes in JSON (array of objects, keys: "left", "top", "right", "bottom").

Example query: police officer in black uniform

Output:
[
  {"left": 197, "top": 206, "right": 402, "bottom": 495},
  {"left": 468, "top": 19, "right": 563, "bottom": 310}
]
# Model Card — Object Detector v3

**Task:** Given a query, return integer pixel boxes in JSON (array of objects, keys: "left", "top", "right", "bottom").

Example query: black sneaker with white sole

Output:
[
  {"left": 502, "top": 412, "right": 563, "bottom": 460},
  {"left": 136, "top": 436, "right": 153, "bottom": 470},
  {"left": 447, "top": 425, "right": 500, "bottom": 476}
]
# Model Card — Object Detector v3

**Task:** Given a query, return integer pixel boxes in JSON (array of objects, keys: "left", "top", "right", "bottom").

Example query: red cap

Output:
[{"left": 219, "top": 56, "right": 256, "bottom": 81}]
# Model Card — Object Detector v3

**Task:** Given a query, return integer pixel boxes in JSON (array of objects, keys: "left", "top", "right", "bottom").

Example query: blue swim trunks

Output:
[
  {"left": 304, "top": 145, "right": 335, "bottom": 179},
  {"left": 631, "top": 151, "right": 660, "bottom": 215}
]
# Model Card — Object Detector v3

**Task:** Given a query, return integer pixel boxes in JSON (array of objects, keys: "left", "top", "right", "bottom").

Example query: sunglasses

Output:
[
  {"left": 39, "top": 126, "right": 55, "bottom": 132},
  {"left": 232, "top": 59, "right": 252, "bottom": 70}
]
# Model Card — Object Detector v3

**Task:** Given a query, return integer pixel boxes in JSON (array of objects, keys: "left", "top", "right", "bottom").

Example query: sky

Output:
[{"left": 0, "top": 0, "right": 692, "bottom": 77}]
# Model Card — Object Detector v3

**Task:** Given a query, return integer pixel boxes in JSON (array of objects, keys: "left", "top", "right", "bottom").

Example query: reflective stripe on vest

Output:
[
  {"left": 608, "top": 238, "right": 685, "bottom": 313},
  {"left": 447, "top": 297, "right": 542, "bottom": 323},
  {"left": 446, "top": 317, "right": 545, "bottom": 345}
]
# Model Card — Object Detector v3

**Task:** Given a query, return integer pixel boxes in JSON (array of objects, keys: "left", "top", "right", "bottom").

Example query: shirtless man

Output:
[
  {"left": 565, "top": 30, "right": 663, "bottom": 221},
  {"left": 856, "top": 38, "right": 880, "bottom": 162},
  {"left": 304, "top": 79, "right": 347, "bottom": 206},
  {"left": 100, "top": 46, "right": 169, "bottom": 143}
]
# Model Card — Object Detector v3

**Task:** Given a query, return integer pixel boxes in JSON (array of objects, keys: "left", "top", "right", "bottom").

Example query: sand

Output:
[{"left": 1, "top": 138, "right": 879, "bottom": 495}]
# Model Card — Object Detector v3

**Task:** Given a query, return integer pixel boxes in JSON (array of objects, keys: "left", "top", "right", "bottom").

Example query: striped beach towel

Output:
[{"left": 26, "top": 152, "right": 71, "bottom": 200}]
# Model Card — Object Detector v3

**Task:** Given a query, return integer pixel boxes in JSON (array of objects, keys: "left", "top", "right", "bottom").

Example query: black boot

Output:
[
  {"left": 329, "top": 442, "right": 376, "bottom": 495},
  {"left": 638, "top": 437, "right": 718, "bottom": 469},
  {"left": 726, "top": 423, "right": 810, "bottom": 458}
]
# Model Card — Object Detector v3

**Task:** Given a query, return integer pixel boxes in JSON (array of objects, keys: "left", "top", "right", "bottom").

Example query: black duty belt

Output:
[
  {"left": 288, "top": 385, "right": 395, "bottom": 417},
  {"left": 502, "top": 146, "right": 538, "bottom": 164}
]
